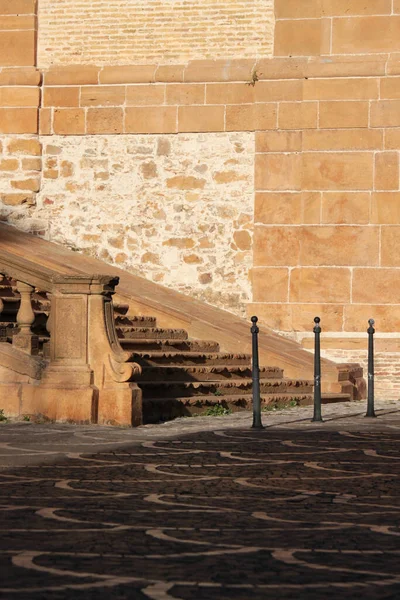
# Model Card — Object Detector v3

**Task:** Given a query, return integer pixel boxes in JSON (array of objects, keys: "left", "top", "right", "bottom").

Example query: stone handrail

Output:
[{"left": 0, "top": 251, "right": 142, "bottom": 425}]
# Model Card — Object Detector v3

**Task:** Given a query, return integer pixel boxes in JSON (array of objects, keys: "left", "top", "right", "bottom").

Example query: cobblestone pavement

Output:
[{"left": 0, "top": 399, "right": 400, "bottom": 599}]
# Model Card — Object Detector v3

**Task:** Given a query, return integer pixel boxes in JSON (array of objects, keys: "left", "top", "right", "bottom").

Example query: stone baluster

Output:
[
  {"left": 13, "top": 281, "right": 39, "bottom": 354},
  {"left": 0, "top": 275, "right": 4, "bottom": 316},
  {"left": 0, "top": 281, "right": 4, "bottom": 340}
]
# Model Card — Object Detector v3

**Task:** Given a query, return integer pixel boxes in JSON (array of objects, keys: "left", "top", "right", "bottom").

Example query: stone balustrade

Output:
[{"left": 0, "top": 252, "right": 142, "bottom": 426}]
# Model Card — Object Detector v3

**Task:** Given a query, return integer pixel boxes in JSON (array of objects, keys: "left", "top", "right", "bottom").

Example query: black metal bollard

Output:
[
  {"left": 365, "top": 318, "right": 376, "bottom": 418},
  {"left": 312, "top": 316, "right": 323, "bottom": 422},
  {"left": 251, "top": 316, "right": 263, "bottom": 429}
]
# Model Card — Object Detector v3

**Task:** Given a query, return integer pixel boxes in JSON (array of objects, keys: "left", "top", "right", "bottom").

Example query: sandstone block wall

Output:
[
  {"left": 2, "top": 0, "right": 400, "bottom": 396},
  {"left": 0, "top": 1, "right": 41, "bottom": 223}
]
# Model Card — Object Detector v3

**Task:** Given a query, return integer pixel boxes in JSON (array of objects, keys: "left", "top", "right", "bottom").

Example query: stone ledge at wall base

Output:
[{"left": 0, "top": 253, "right": 143, "bottom": 426}]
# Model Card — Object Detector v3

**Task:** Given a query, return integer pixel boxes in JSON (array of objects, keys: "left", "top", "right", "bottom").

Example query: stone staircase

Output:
[{"left": 0, "top": 277, "right": 317, "bottom": 423}]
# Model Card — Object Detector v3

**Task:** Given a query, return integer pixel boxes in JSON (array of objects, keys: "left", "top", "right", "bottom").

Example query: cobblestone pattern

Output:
[{"left": 0, "top": 399, "right": 399, "bottom": 599}]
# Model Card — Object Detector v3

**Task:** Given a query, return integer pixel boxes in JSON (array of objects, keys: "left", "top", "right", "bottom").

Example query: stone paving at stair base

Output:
[{"left": 0, "top": 399, "right": 399, "bottom": 599}]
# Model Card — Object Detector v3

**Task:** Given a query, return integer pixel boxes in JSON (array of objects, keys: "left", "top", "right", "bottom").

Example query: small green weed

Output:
[
  {"left": 204, "top": 405, "right": 232, "bottom": 417},
  {"left": 0, "top": 409, "right": 8, "bottom": 422},
  {"left": 262, "top": 399, "right": 299, "bottom": 413},
  {"left": 22, "top": 415, "right": 31, "bottom": 422},
  {"left": 213, "top": 389, "right": 223, "bottom": 397},
  {"left": 247, "top": 69, "right": 260, "bottom": 87}
]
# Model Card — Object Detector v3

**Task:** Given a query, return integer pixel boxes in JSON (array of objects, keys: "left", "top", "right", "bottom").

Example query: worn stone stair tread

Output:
[
  {"left": 115, "top": 314, "right": 156, "bottom": 325},
  {"left": 129, "top": 351, "right": 252, "bottom": 366},
  {"left": 143, "top": 393, "right": 314, "bottom": 405},
  {"left": 132, "top": 351, "right": 251, "bottom": 358},
  {"left": 121, "top": 337, "right": 217, "bottom": 344},
  {"left": 139, "top": 377, "right": 312, "bottom": 386},
  {"left": 116, "top": 327, "right": 188, "bottom": 340},
  {"left": 138, "top": 379, "right": 313, "bottom": 397},
  {"left": 137, "top": 365, "right": 284, "bottom": 381},
  {"left": 321, "top": 392, "right": 352, "bottom": 403},
  {"left": 120, "top": 339, "right": 220, "bottom": 352}
]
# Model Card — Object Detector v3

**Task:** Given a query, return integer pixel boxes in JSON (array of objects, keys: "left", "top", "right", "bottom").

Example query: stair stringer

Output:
[{"left": 0, "top": 223, "right": 364, "bottom": 398}]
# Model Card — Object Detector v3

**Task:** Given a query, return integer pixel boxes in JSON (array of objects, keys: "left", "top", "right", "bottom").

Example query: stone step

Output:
[
  {"left": 116, "top": 327, "right": 188, "bottom": 341},
  {"left": 0, "top": 289, "right": 19, "bottom": 298},
  {"left": 138, "top": 378, "right": 313, "bottom": 398},
  {"left": 142, "top": 393, "right": 314, "bottom": 423},
  {"left": 120, "top": 338, "right": 220, "bottom": 352},
  {"left": 321, "top": 392, "right": 352, "bottom": 404},
  {"left": 114, "top": 314, "right": 157, "bottom": 328},
  {"left": 128, "top": 351, "right": 252, "bottom": 366},
  {"left": 136, "top": 364, "right": 284, "bottom": 382}
]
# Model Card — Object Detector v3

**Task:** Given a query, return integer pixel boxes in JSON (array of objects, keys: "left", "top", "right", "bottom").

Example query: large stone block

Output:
[
  {"left": 256, "top": 131, "right": 302, "bottom": 153},
  {"left": 167, "top": 84, "right": 205, "bottom": 105},
  {"left": 385, "top": 128, "right": 400, "bottom": 149},
  {"left": 371, "top": 100, "right": 400, "bottom": 127},
  {"left": 344, "top": 304, "right": 400, "bottom": 332},
  {"left": 332, "top": 16, "right": 400, "bottom": 54},
  {"left": 126, "top": 84, "right": 165, "bottom": 106},
  {"left": 319, "top": 101, "right": 369, "bottom": 128},
  {"left": 278, "top": 102, "right": 318, "bottom": 129},
  {"left": 126, "top": 107, "right": 177, "bottom": 133},
  {"left": 0, "top": 108, "right": 37, "bottom": 133},
  {"left": 352, "top": 268, "right": 400, "bottom": 303},
  {"left": 226, "top": 104, "right": 277, "bottom": 131},
  {"left": 0, "top": 30, "right": 35, "bottom": 66},
  {"left": 248, "top": 302, "right": 344, "bottom": 332},
  {"left": 381, "top": 226, "right": 400, "bottom": 266},
  {"left": 301, "top": 152, "right": 373, "bottom": 190},
  {"left": 87, "top": 108, "right": 123, "bottom": 134},
  {"left": 321, "top": 192, "right": 370, "bottom": 224},
  {"left": 44, "top": 66, "right": 100, "bottom": 85},
  {"left": 0, "top": 87, "right": 39, "bottom": 107},
  {"left": 300, "top": 226, "right": 379, "bottom": 266},
  {"left": 302, "top": 129, "right": 383, "bottom": 151},
  {"left": 275, "top": 19, "right": 326, "bottom": 56},
  {"left": 206, "top": 83, "right": 255, "bottom": 105},
  {"left": 253, "top": 226, "right": 301, "bottom": 266},
  {"left": 303, "top": 77, "right": 379, "bottom": 100},
  {"left": 255, "top": 192, "right": 321, "bottom": 225},
  {"left": 374, "top": 152, "right": 399, "bottom": 190},
  {"left": 323, "top": 0, "right": 391, "bottom": 16},
  {"left": 380, "top": 76, "right": 400, "bottom": 99},
  {"left": 290, "top": 267, "right": 351, "bottom": 303},
  {"left": 0, "top": 383, "right": 20, "bottom": 417},
  {"left": 371, "top": 192, "right": 400, "bottom": 223},
  {"left": 98, "top": 385, "right": 142, "bottom": 427},
  {"left": 53, "top": 108, "right": 85, "bottom": 134},
  {"left": 82, "top": 86, "right": 126, "bottom": 107},
  {"left": 251, "top": 267, "right": 289, "bottom": 302},
  {"left": 0, "top": 1, "right": 36, "bottom": 14},
  {"left": 43, "top": 87, "right": 80, "bottom": 108},
  {"left": 255, "top": 154, "right": 302, "bottom": 191}
]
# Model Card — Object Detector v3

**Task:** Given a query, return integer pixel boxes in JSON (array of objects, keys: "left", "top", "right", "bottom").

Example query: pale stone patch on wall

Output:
[
  {"left": 17, "top": 132, "right": 254, "bottom": 316},
  {"left": 37, "top": 0, "right": 274, "bottom": 67},
  {"left": 0, "top": 136, "right": 43, "bottom": 230}
]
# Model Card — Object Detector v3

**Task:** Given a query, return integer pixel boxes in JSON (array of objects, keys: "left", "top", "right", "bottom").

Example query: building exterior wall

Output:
[
  {"left": 2, "top": 0, "right": 400, "bottom": 394},
  {"left": 33, "top": 132, "right": 254, "bottom": 315},
  {"left": 37, "top": 0, "right": 274, "bottom": 66}
]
